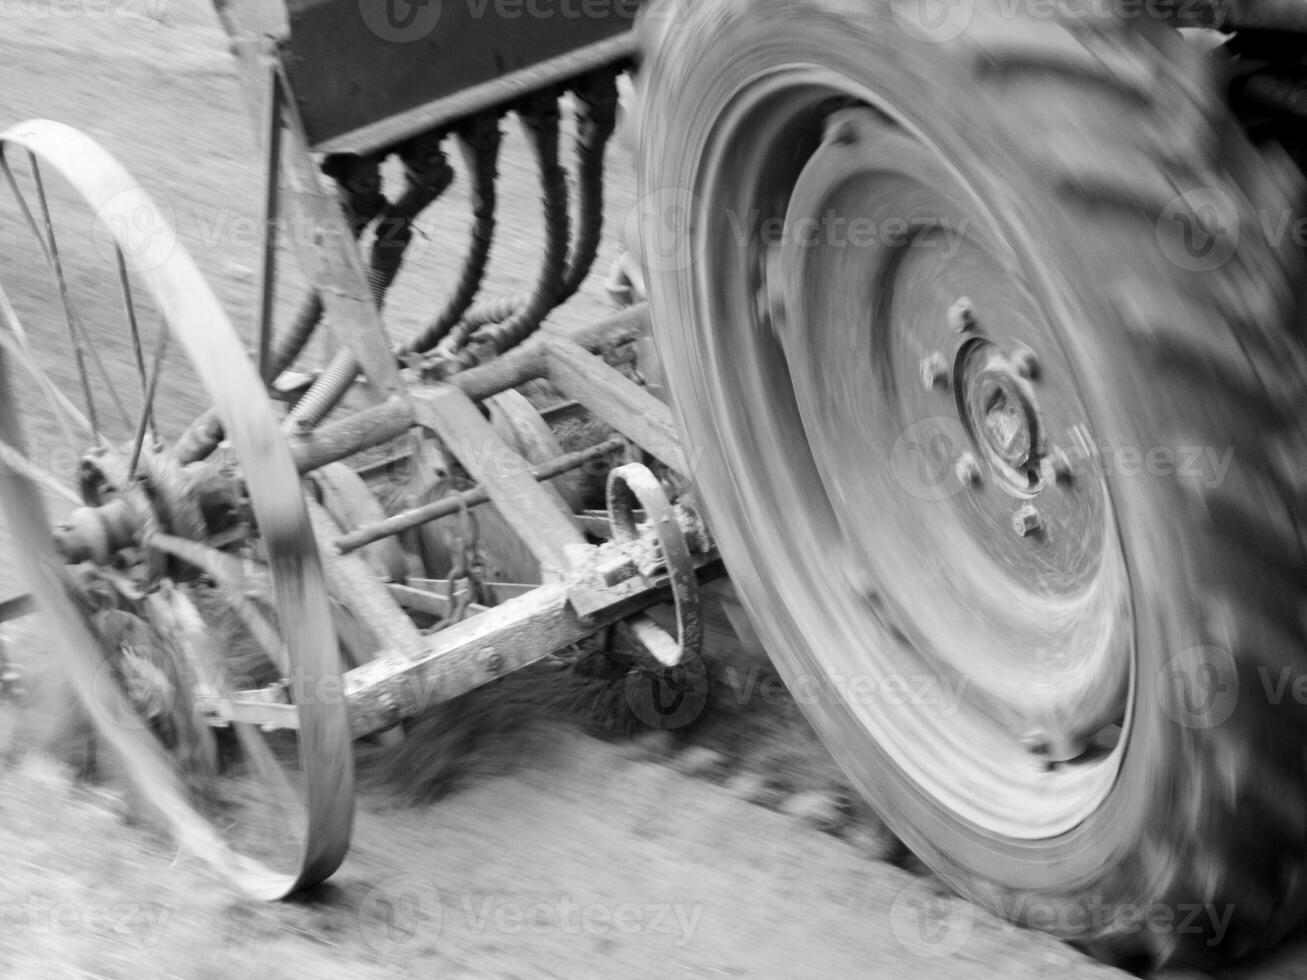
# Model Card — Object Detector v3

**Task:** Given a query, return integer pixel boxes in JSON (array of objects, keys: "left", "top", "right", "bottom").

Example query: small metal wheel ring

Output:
[{"left": 605, "top": 462, "right": 703, "bottom": 663}]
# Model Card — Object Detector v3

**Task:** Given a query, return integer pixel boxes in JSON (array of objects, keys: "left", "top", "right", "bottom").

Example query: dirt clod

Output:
[
  {"left": 670, "top": 745, "right": 730, "bottom": 779},
  {"left": 779, "top": 789, "right": 850, "bottom": 835}
]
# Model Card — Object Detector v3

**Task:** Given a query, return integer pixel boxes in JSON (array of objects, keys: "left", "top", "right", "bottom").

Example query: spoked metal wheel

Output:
[
  {"left": 638, "top": 1, "right": 1307, "bottom": 968},
  {"left": 0, "top": 120, "right": 352, "bottom": 897}
]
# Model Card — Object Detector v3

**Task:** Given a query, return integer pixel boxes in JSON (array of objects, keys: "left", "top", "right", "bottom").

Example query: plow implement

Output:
[{"left": 0, "top": 7, "right": 696, "bottom": 898}]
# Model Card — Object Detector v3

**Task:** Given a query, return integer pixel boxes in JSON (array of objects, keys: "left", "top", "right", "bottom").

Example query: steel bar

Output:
[
  {"left": 116, "top": 248, "right": 153, "bottom": 442},
  {"left": 310, "top": 34, "right": 637, "bottom": 156},
  {"left": 334, "top": 437, "right": 624, "bottom": 556},
  {"left": 27, "top": 154, "right": 103, "bottom": 436},
  {"left": 543, "top": 337, "right": 688, "bottom": 474},
  {"left": 256, "top": 65, "right": 283, "bottom": 383},
  {"left": 411, "top": 386, "right": 588, "bottom": 578},
  {"left": 286, "top": 306, "right": 648, "bottom": 476},
  {"left": 127, "top": 331, "right": 168, "bottom": 480}
]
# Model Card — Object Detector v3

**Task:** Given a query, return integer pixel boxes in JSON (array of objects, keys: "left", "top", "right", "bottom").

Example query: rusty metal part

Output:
[
  {"left": 487, "top": 388, "right": 584, "bottom": 513},
  {"left": 607, "top": 463, "right": 702, "bottom": 668},
  {"left": 606, "top": 465, "right": 700, "bottom": 674},
  {"left": 54, "top": 498, "right": 142, "bottom": 564},
  {"left": 282, "top": 305, "right": 647, "bottom": 477},
  {"left": 542, "top": 336, "right": 688, "bottom": 474},
  {"left": 70, "top": 447, "right": 165, "bottom": 575},
  {"left": 411, "top": 385, "right": 587, "bottom": 579},
  {"left": 310, "top": 464, "right": 409, "bottom": 582},
  {"left": 285, "top": 347, "right": 364, "bottom": 431},
  {"left": 334, "top": 437, "right": 624, "bottom": 556}
]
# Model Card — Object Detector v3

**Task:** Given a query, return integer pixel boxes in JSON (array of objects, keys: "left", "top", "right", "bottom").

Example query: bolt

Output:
[
  {"left": 1011, "top": 345, "right": 1040, "bottom": 380},
  {"left": 483, "top": 650, "right": 505, "bottom": 674},
  {"left": 1012, "top": 504, "right": 1043, "bottom": 538},
  {"left": 919, "top": 352, "right": 949, "bottom": 391},
  {"left": 947, "top": 297, "right": 977, "bottom": 333},
  {"left": 1041, "top": 447, "right": 1073, "bottom": 486},
  {"left": 954, "top": 452, "right": 982, "bottom": 488}
]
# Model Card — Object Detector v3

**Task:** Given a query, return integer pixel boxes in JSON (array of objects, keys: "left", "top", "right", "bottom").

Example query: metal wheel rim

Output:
[{"left": 682, "top": 69, "right": 1134, "bottom": 838}]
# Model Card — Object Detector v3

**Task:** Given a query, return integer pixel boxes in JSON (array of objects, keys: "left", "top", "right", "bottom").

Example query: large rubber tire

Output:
[{"left": 637, "top": 3, "right": 1307, "bottom": 970}]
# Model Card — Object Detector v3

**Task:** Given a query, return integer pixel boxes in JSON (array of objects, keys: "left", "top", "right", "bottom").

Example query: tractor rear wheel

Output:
[{"left": 636, "top": 1, "right": 1307, "bottom": 968}]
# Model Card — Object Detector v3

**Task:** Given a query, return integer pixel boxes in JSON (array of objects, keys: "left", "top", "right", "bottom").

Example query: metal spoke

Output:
[
  {"left": 127, "top": 327, "right": 168, "bottom": 480},
  {"left": 24, "top": 151, "right": 103, "bottom": 436},
  {"left": 0, "top": 278, "right": 91, "bottom": 445},
  {"left": 5, "top": 154, "right": 133, "bottom": 435},
  {"left": 117, "top": 246, "right": 156, "bottom": 446}
]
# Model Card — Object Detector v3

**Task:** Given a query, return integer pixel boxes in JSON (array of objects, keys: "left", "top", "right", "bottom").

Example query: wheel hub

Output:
[{"left": 958, "top": 343, "right": 1044, "bottom": 487}]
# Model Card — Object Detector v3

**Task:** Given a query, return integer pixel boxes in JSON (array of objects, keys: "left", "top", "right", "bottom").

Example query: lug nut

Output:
[
  {"left": 947, "top": 297, "right": 977, "bottom": 333},
  {"left": 1011, "top": 345, "right": 1040, "bottom": 380},
  {"left": 919, "top": 352, "right": 949, "bottom": 391},
  {"left": 1041, "top": 447, "right": 1073, "bottom": 486},
  {"left": 1012, "top": 504, "right": 1043, "bottom": 538},
  {"left": 954, "top": 452, "right": 982, "bottom": 488}
]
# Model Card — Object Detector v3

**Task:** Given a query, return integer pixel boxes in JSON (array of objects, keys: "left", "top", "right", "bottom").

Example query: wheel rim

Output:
[
  {"left": 680, "top": 70, "right": 1133, "bottom": 837},
  {"left": 0, "top": 120, "right": 354, "bottom": 895}
]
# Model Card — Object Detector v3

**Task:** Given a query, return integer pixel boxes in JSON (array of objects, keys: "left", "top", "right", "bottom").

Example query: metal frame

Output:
[{"left": 205, "top": 34, "right": 709, "bottom": 737}]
